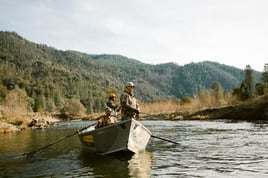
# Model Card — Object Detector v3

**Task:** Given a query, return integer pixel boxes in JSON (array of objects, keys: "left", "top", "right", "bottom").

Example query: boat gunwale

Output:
[{"left": 79, "top": 118, "right": 152, "bottom": 136}]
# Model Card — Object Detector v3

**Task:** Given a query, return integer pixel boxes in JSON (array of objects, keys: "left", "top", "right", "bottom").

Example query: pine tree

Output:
[
  {"left": 262, "top": 63, "right": 268, "bottom": 83},
  {"left": 210, "top": 81, "right": 224, "bottom": 105},
  {"left": 244, "top": 65, "right": 255, "bottom": 98}
]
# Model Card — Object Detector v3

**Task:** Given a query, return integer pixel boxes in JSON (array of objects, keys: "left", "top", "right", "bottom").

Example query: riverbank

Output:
[
  {"left": 0, "top": 112, "right": 60, "bottom": 133},
  {"left": 142, "top": 94, "right": 268, "bottom": 121},
  {"left": 1, "top": 95, "right": 267, "bottom": 132}
]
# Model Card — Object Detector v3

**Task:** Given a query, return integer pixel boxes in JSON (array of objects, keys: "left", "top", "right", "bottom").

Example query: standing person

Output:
[
  {"left": 120, "top": 82, "right": 140, "bottom": 120},
  {"left": 106, "top": 93, "right": 121, "bottom": 117}
]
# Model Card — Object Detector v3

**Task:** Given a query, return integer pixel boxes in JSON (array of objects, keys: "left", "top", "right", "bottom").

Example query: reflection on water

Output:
[
  {"left": 1, "top": 130, "right": 34, "bottom": 155},
  {"left": 128, "top": 151, "right": 152, "bottom": 177},
  {"left": 77, "top": 150, "right": 152, "bottom": 178},
  {"left": 1, "top": 120, "right": 268, "bottom": 177}
]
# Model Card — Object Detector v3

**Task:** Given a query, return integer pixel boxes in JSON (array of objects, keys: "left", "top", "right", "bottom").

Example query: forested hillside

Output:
[{"left": 0, "top": 31, "right": 262, "bottom": 113}]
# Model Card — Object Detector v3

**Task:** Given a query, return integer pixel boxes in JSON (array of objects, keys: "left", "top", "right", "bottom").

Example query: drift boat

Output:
[{"left": 78, "top": 119, "right": 151, "bottom": 155}]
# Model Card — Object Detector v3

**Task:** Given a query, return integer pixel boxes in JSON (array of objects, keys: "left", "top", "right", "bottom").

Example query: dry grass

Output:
[
  {"left": 1, "top": 89, "right": 266, "bottom": 125},
  {"left": 0, "top": 88, "right": 33, "bottom": 129},
  {"left": 140, "top": 100, "right": 181, "bottom": 114},
  {"left": 1, "top": 107, "right": 31, "bottom": 129},
  {"left": 140, "top": 94, "right": 242, "bottom": 115}
]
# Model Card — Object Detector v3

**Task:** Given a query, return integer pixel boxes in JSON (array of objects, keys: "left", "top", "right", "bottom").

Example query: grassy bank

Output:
[{"left": 1, "top": 93, "right": 267, "bottom": 132}]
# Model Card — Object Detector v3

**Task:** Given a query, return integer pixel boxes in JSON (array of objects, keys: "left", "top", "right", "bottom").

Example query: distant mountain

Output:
[{"left": 0, "top": 31, "right": 262, "bottom": 112}]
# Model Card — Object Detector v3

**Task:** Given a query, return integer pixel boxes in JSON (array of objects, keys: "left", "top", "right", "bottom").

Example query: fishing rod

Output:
[{"left": 21, "top": 122, "right": 96, "bottom": 158}]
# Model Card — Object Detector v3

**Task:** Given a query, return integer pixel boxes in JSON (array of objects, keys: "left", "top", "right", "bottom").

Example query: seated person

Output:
[
  {"left": 95, "top": 107, "right": 118, "bottom": 128},
  {"left": 106, "top": 93, "right": 121, "bottom": 117}
]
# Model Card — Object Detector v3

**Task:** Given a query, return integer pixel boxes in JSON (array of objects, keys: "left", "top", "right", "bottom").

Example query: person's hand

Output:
[
  {"left": 116, "top": 106, "right": 121, "bottom": 112},
  {"left": 135, "top": 113, "right": 139, "bottom": 119},
  {"left": 134, "top": 108, "right": 140, "bottom": 114}
]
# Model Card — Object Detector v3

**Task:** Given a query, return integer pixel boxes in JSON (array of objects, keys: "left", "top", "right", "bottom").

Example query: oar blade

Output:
[{"left": 151, "top": 135, "right": 179, "bottom": 144}]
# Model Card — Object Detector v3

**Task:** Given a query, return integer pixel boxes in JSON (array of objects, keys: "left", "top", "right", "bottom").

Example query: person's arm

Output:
[
  {"left": 106, "top": 101, "right": 118, "bottom": 110},
  {"left": 135, "top": 102, "right": 140, "bottom": 113},
  {"left": 116, "top": 105, "right": 121, "bottom": 112},
  {"left": 125, "top": 95, "right": 139, "bottom": 113}
]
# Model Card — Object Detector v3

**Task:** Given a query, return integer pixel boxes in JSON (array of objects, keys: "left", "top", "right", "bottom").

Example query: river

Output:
[{"left": 1, "top": 119, "right": 268, "bottom": 177}]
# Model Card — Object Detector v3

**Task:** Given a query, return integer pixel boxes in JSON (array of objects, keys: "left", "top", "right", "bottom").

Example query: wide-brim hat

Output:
[{"left": 109, "top": 93, "right": 116, "bottom": 98}]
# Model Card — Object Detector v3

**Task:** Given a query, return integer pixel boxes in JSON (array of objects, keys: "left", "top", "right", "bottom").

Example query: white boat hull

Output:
[{"left": 78, "top": 119, "right": 151, "bottom": 155}]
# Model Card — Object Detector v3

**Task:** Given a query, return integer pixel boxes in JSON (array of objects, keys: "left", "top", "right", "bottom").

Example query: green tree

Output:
[
  {"left": 62, "top": 98, "right": 85, "bottom": 116},
  {"left": 210, "top": 81, "right": 224, "bottom": 105},
  {"left": 0, "top": 85, "right": 7, "bottom": 102},
  {"left": 181, "top": 96, "right": 192, "bottom": 105},
  {"left": 239, "top": 81, "right": 250, "bottom": 100},
  {"left": 256, "top": 63, "right": 268, "bottom": 95},
  {"left": 54, "top": 86, "right": 64, "bottom": 107},
  {"left": 87, "top": 101, "right": 94, "bottom": 114},
  {"left": 46, "top": 98, "right": 55, "bottom": 112},
  {"left": 255, "top": 82, "right": 268, "bottom": 95},
  {"left": 244, "top": 65, "right": 255, "bottom": 98},
  {"left": 262, "top": 63, "right": 268, "bottom": 83}
]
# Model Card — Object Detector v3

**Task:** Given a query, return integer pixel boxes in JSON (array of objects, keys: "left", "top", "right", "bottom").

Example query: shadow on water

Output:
[{"left": 78, "top": 150, "right": 152, "bottom": 178}]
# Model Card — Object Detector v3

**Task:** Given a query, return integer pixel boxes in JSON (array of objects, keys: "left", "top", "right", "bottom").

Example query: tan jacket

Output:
[
  {"left": 120, "top": 89, "right": 140, "bottom": 120},
  {"left": 95, "top": 115, "right": 117, "bottom": 128}
]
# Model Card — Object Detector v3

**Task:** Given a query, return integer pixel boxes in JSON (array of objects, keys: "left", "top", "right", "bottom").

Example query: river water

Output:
[{"left": 1, "top": 119, "right": 268, "bottom": 178}]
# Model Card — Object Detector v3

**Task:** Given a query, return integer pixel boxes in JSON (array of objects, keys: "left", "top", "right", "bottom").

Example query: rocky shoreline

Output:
[
  {"left": 0, "top": 113, "right": 60, "bottom": 133},
  {"left": 1, "top": 95, "right": 267, "bottom": 133}
]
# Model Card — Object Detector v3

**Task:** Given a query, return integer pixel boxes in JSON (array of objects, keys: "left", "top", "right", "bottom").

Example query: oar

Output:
[
  {"left": 22, "top": 122, "right": 96, "bottom": 158},
  {"left": 151, "top": 135, "right": 179, "bottom": 144}
]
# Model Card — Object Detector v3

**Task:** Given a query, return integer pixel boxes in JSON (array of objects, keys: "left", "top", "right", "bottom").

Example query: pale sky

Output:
[{"left": 1, "top": 0, "right": 267, "bottom": 71}]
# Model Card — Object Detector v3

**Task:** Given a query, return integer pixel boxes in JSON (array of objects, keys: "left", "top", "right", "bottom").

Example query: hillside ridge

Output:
[{"left": 0, "top": 31, "right": 262, "bottom": 112}]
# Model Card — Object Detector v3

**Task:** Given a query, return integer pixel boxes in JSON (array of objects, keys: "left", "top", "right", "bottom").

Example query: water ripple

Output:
[{"left": 1, "top": 120, "right": 268, "bottom": 177}]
